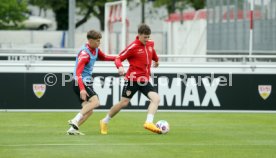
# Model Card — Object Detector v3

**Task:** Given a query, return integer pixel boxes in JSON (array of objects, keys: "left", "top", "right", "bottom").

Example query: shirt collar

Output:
[
  {"left": 86, "top": 43, "right": 95, "bottom": 52},
  {"left": 135, "top": 36, "right": 144, "bottom": 45}
]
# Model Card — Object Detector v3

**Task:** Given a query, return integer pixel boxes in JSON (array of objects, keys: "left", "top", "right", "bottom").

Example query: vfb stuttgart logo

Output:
[
  {"left": 33, "top": 84, "right": 46, "bottom": 99},
  {"left": 258, "top": 85, "right": 272, "bottom": 100}
]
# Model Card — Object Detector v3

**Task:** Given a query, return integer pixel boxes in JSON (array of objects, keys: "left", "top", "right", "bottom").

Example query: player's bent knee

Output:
[
  {"left": 156, "top": 96, "right": 160, "bottom": 104},
  {"left": 150, "top": 94, "right": 160, "bottom": 105},
  {"left": 94, "top": 100, "right": 100, "bottom": 108},
  {"left": 148, "top": 92, "right": 160, "bottom": 104},
  {"left": 152, "top": 99, "right": 160, "bottom": 106},
  {"left": 89, "top": 96, "right": 100, "bottom": 107},
  {"left": 120, "top": 99, "right": 129, "bottom": 107},
  {"left": 86, "top": 101, "right": 100, "bottom": 110},
  {"left": 96, "top": 100, "right": 100, "bottom": 106}
]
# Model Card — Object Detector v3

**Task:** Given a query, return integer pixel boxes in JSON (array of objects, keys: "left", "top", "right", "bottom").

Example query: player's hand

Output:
[
  {"left": 118, "top": 66, "right": 125, "bottom": 76},
  {"left": 153, "top": 61, "right": 159, "bottom": 68},
  {"left": 80, "top": 90, "right": 89, "bottom": 101}
]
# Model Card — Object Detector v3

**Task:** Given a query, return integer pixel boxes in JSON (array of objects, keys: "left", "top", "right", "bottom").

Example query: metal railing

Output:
[{"left": 1, "top": 48, "right": 276, "bottom": 64}]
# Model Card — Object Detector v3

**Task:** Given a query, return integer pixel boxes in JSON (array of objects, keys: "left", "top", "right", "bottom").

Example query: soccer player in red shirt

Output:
[
  {"left": 67, "top": 30, "right": 116, "bottom": 135},
  {"left": 100, "top": 24, "right": 161, "bottom": 134}
]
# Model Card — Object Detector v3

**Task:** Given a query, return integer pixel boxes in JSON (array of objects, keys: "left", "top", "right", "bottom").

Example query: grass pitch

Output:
[{"left": 0, "top": 111, "right": 276, "bottom": 158}]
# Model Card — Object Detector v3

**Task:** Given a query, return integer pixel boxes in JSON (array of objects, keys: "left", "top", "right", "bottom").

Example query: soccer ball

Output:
[{"left": 156, "top": 120, "right": 170, "bottom": 134}]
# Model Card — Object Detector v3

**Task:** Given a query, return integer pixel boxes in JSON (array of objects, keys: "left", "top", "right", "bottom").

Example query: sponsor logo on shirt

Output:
[
  {"left": 137, "top": 49, "right": 143, "bottom": 54},
  {"left": 148, "top": 46, "right": 153, "bottom": 53}
]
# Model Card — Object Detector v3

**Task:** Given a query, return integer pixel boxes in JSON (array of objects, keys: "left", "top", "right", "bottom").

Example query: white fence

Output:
[{"left": 0, "top": 48, "right": 276, "bottom": 74}]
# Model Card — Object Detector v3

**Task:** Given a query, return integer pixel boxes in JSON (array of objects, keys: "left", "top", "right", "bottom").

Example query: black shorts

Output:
[
  {"left": 122, "top": 80, "right": 156, "bottom": 99},
  {"left": 73, "top": 80, "right": 97, "bottom": 102}
]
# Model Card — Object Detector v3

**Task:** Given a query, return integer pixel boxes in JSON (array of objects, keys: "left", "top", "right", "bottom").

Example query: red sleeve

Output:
[
  {"left": 97, "top": 49, "right": 116, "bottom": 61},
  {"left": 152, "top": 48, "right": 159, "bottom": 62},
  {"left": 149, "top": 41, "right": 158, "bottom": 62},
  {"left": 114, "top": 43, "right": 135, "bottom": 68},
  {"left": 115, "top": 57, "right": 123, "bottom": 69},
  {"left": 76, "top": 51, "right": 90, "bottom": 91}
]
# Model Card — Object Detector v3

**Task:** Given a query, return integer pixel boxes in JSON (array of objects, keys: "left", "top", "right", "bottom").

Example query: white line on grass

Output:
[
  {"left": 1, "top": 109, "right": 276, "bottom": 113},
  {"left": 1, "top": 143, "right": 275, "bottom": 147}
]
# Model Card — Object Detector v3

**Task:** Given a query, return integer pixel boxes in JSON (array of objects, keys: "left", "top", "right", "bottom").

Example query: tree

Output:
[
  {"left": 151, "top": 0, "right": 205, "bottom": 14},
  {"left": 29, "top": 0, "right": 69, "bottom": 30},
  {"left": 28, "top": 0, "right": 51, "bottom": 17},
  {"left": 76, "top": 0, "right": 112, "bottom": 31},
  {"left": 151, "top": 0, "right": 186, "bottom": 14},
  {"left": 29, "top": 0, "right": 114, "bottom": 31},
  {"left": 0, "top": 0, "right": 28, "bottom": 29},
  {"left": 52, "top": 1, "right": 69, "bottom": 30},
  {"left": 188, "top": 0, "right": 205, "bottom": 10}
]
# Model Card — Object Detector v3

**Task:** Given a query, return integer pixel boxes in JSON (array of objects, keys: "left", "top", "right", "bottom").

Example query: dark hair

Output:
[
  {"left": 87, "top": 30, "right": 102, "bottom": 39},
  {"left": 138, "top": 23, "right": 151, "bottom": 35}
]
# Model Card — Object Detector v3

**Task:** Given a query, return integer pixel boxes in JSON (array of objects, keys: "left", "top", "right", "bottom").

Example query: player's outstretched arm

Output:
[
  {"left": 98, "top": 49, "right": 117, "bottom": 61},
  {"left": 115, "top": 57, "right": 125, "bottom": 75}
]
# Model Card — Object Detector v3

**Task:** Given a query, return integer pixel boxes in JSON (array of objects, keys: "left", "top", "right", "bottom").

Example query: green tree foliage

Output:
[
  {"left": 0, "top": 0, "right": 28, "bottom": 29},
  {"left": 188, "top": 0, "right": 205, "bottom": 10}
]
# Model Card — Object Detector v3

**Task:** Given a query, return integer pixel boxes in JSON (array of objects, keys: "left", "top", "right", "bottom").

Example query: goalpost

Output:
[{"left": 104, "top": 0, "right": 128, "bottom": 54}]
